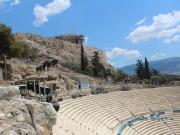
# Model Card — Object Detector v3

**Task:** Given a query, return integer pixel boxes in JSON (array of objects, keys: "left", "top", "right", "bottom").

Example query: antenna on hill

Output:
[{"left": 70, "top": 24, "right": 76, "bottom": 34}]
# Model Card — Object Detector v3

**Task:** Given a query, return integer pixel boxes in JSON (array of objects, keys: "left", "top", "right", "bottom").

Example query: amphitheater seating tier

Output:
[{"left": 53, "top": 87, "right": 180, "bottom": 135}]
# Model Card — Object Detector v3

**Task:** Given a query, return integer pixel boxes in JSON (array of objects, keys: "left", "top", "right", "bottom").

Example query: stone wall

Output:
[{"left": 84, "top": 46, "right": 107, "bottom": 65}]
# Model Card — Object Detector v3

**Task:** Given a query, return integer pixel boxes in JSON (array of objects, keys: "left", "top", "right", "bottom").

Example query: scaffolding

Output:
[{"left": 15, "top": 76, "right": 59, "bottom": 102}]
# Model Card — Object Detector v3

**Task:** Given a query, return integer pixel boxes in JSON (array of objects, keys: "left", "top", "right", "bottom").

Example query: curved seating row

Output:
[{"left": 53, "top": 86, "right": 180, "bottom": 135}]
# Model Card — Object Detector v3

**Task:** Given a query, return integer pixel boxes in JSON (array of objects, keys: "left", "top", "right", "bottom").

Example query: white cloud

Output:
[
  {"left": 10, "top": 0, "right": 20, "bottom": 6},
  {"left": 151, "top": 53, "right": 167, "bottom": 59},
  {"left": 165, "top": 34, "right": 180, "bottom": 43},
  {"left": 33, "top": 0, "right": 71, "bottom": 26},
  {"left": 105, "top": 47, "right": 141, "bottom": 59},
  {"left": 0, "top": 0, "right": 20, "bottom": 7},
  {"left": 136, "top": 17, "right": 146, "bottom": 26},
  {"left": 128, "top": 10, "right": 180, "bottom": 43}
]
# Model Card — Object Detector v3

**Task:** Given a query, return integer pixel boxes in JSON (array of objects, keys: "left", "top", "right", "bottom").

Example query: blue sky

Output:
[{"left": 0, "top": 0, "right": 180, "bottom": 67}]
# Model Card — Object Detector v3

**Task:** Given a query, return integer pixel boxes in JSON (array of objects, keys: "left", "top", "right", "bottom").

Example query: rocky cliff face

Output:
[
  {"left": 0, "top": 86, "right": 56, "bottom": 135},
  {"left": 15, "top": 33, "right": 107, "bottom": 66},
  {"left": 0, "top": 33, "right": 115, "bottom": 101}
]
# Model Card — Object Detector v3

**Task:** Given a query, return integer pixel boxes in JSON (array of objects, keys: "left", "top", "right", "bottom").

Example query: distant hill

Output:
[{"left": 121, "top": 57, "right": 180, "bottom": 75}]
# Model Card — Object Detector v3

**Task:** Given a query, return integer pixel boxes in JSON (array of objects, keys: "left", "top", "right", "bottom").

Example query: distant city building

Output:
[{"left": 56, "top": 34, "right": 84, "bottom": 45}]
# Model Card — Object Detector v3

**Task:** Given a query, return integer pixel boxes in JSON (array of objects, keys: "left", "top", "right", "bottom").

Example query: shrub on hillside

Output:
[
  {"left": 113, "top": 68, "right": 128, "bottom": 82},
  {"left": 9, "top": 42, "right": 38, "bottom": 59},
  {"left": 143, "top": 79, "right": 150, "bottom": 84},
  {"left": 9, "top": 43, "right": 23, "bottom": 58},
  {"left": 82, "top": 66, "right": 93, "bottom": 76},
  {"left": 28, "top": 47, "right": 38, "bottom": 59},
  {"left": 63, "top": 63, "right": 81, "bottom": 72}
]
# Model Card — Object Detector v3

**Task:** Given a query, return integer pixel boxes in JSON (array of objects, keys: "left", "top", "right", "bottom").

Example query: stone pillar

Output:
[
  {"left": 43, "top": 78, "right": 46, "bottom": 102},
  {"left": 34, "top": 79, "right": 36, "bottom": 100},
  {"left": 38, "top": 80, "right": 41, "bottom": 101}
]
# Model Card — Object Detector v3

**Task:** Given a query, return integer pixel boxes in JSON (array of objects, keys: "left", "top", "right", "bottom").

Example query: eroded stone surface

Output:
[
  {"left": 0, "top": 87, "right": 57, "bottom": 135},
  {"left": 0, "top": 86, "right": 20, "bottom": 100}
]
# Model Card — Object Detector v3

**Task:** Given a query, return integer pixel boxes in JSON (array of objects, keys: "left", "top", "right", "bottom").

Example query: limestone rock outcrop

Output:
[
  {"left": 0, "top": 86, "right": 57, "bottom": 135},
  {"left": 15, "top": 33, "right": 108, "bottom": 67},
  {"left": 0, "top": 86, "right": 20, "bottom": 100}
]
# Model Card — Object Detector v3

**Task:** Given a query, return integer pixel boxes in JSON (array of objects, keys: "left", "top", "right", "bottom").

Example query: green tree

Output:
[
  {"left": 0, "top": 24, "right": 14, "bottom": 78},
  {"left": 84, "top": 56, "right": 89, "bottom": 70},
  {"left": 144, "top": 57, "right": 150, "bottom": 80},
  {"left": 91, "top": 51, "right": 102, "bottom": 76},
  {"left": 98, "top": 63, "right": 106, "bottom": 78},
  {"left": 81, "top": 44, "right": 89, "bottom": 71},
  {"left": 151, "top": 68, "right": 160, "bottom": 76},
  {"left": 135, "top": 59, "right": 144, "bottom": 80},
  {"left": 114, "top": 68, "right": 127, "bottom": 82},
  {"left": 81, "top": 44, "right": 85, "bottom": 71},
  {"left": 150, "top": 68, "right": 160, "bottom": 84},
  {"left": 29, "top": 47, "right": 38, "bottom": 59},
  {"left": 84, "top": 66, "right": 93, "bottom": 76},
  {"left": 105, "top": 68, "right": 113, "bottom": 78},
  {"left": 9, "top": 42, "right": 26, "bottom": 58},
  {"left": 9, "top": 42, "right": 38, "bottom": 59}
]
